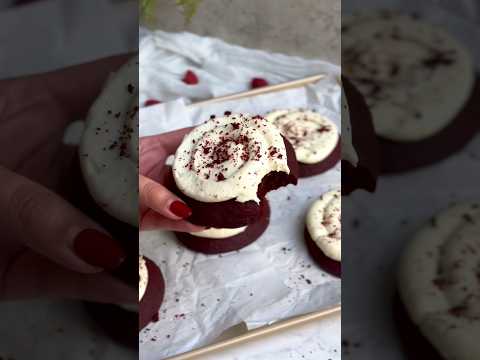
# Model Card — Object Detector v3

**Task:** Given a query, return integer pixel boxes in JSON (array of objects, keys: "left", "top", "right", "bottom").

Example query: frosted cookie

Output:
[
  {"left": 305, "top": 189, "right": 341, "bottom": 277},
  {"left": 265, "top": 109, "right": 340, "bottom": 177},
  {"left": 342, "top": 77, "right": 379, "bottom": 195},
  {"left": 75, "top": 57, "right": 139, "bottom": 348},
  {"left": 139, "top": 256, "right": 165, "bottom": 331},
  {"left": 343, "top": 11, "right": 479, "bottom": 173},
  {"left": 176, "top": 198, "right": 270, "bottom": 254},
  {"left": 397, "top": 203, "right": 480, "bottom": 360},
  {"left": 80, "top": 56, "right": 138, "bottom": 226},
  {"left": 170, "top": 113, "right": 299, "bottom": 228}
]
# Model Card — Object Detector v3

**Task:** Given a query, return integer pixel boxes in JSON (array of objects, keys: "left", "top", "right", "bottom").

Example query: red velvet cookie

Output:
[
  {"left": 304, "top": 229, "right": 341, "bottom": 278},
  {"left": 297, "top": 138, "right": 341, "bottom": 178},
  {"left": 342, "top": 77, "right": 380, "bottom": 195},
  {"left": 393, "top": 294, "right": 443, "bottom": 359},
  {"left": 166, "top": 112, "right": 299, "bottom": 228},
  {"left": 139, "top": 257, "right": 165, "bottom": 331},
  {"left": 265, "top": 109, "right": 341, "bottom": 178},
  {"left": 175, "top": 198, "right": 270, "bottom": 254},
  {"left": 379, "top": 77, "right": 480, "bottom": 174}
]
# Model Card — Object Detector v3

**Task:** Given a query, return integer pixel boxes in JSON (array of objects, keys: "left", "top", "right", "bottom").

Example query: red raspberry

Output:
[
  {"left": 251, "top": 78, "right": 269, "bottom": 89},
  {"left": 182, "top": 70, "right": 199, "bottom": 85},
  {"left": 144, "top": 99, "right": 162, "bottom": 107}
]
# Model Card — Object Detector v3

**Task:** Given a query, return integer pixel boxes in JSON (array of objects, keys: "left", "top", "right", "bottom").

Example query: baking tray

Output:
[{"left": 160, "top": 74, "right": 341, "bottom": 359}]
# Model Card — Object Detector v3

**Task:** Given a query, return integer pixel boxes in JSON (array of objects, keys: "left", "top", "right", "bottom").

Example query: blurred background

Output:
[{"left": 143, "top": 0, "right": 340, "bottom": 63}]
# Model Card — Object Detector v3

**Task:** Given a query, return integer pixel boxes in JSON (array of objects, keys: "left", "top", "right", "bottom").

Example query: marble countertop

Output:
[{"left": 144, "top": 0, "right": 340, "bottom": 64}]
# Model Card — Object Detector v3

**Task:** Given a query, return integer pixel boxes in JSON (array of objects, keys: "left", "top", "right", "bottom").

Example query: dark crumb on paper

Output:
[
  {"left": 166, "top": 334, "right": 171, "bottom": 339},
  {"left": 305, "top": 279, "right": 312, "bottom": 285},
  {"left": 287, "top": 196, "right": 291, "bottom": 201},
  {"left": 249, "top": 293, "right": 254, "bottom": 297}
]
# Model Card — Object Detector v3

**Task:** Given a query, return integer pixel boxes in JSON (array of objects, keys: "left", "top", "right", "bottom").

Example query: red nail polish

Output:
[
  {"left": 170, "top": 201, "right": 192, "bottom": 219},
  {"left": 145, "top": 99, "right": 161, "bottom": 107},
  {"left": 73, "top": 229, "right": 126, "bottom": 270}
]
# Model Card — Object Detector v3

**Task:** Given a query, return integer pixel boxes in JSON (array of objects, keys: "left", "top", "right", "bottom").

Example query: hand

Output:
[
  {"left": 139, "top": 129, "right": 205, "bottom": 232},
  {"left": 0, "top": 56, "right": 136, "bottom": 304}
]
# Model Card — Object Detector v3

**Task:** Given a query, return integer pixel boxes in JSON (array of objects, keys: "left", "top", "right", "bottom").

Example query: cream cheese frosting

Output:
[
  {"left": 266, "top": 109, "right": 339, "bottom": 165},
  {"left": 80, "top": 56, "right": 139, "bottom": 226},
  {"left": 139, "top": 255, "right": 148, "bottom": 302},
  {"left": 306, "top": 189, "right": 341, "bottom": 261},
  {"left": 341, "top": 88, "right": 359, "bottom": 166},
  {"left": 398, "top": 203, "right": 480, "bottom": 360},
  {"left": 189, "top": 226, "right": 247, "bottom": 239},
  {"left": 173, "top": 113, "right": 290, "bottom": 203},
  {"left": 342, "top": 11, "right": 475, "bottom": 142},
  {"left": 119, "top": 255, "right": 148, "bottom": 313}
]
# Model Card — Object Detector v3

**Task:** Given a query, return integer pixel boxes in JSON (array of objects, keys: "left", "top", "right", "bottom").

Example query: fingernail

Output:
[
  {"left": 169, "top": 201, "right": 192, "bottom": 219},
  {"left": 73, "top": 229, "right": 126, "bottom": 270}
]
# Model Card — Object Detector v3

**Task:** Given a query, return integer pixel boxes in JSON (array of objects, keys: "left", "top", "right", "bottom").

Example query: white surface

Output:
[
  {"left": 139, "top": 64, "right": 341, "bottom": 359},
  {"left": 0, "top": 1, "right": 137, "bottom": 360},
  {"left": 138, "top": 29, "right": 340, "bottom": 104}
]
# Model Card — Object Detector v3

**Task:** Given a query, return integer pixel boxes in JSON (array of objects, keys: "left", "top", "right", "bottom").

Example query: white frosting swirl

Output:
[
  {"left": 398, "top": 203, "right": 480, "bottom": 360},
  {"left": 343, "top": 12, "right": 475, "bottom": 141},
  {"left": 80, "top": 56, "right": 139, "bottom": 226},
  {"left": 266, "top": 109, "right": 339, "bottom": 165},
  {"left": 139, "top": 256, "right": 148, "bottom": 302},
  {"left": 306, "top": 189, "right": 341, "bottom": 261},
  {"left": 173, "top": 113, "right": 290, "bottom": 203},
  {"left": 189, "top": 226, "right": 247, "bottom": 239},
  {"left": 341, "top": 88, "right": 359, "bottom": 166}
]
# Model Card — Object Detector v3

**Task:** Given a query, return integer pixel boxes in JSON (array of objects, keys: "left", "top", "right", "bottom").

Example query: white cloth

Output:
[{"left": 139, "top": 29, "right": 340, "bottom": 105}]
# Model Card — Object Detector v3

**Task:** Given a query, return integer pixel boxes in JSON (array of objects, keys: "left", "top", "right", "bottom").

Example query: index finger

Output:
[{"left": 141, "top": 127, "right": 193, "bottom": 156}]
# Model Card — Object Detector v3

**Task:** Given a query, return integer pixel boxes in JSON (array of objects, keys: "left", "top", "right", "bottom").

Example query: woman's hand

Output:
[
  {"left": 140, "top": 129, "right": 204, "bottom": 232},
  {"left": 0, "top": 56, "right": 136, "bottom": 304}
]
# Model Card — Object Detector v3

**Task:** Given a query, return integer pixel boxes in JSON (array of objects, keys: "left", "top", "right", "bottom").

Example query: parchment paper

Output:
[{"left": 139, "top": 80, "right": 341, "bottom": 359}]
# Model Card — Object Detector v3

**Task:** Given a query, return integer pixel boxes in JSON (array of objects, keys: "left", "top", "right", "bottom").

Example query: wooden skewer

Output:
[
  {"left": 189, "top": 74, "right": 326, "bottom": 107},
  {"left": 166, "top": 304, "right": 341, "bottom": 360}
]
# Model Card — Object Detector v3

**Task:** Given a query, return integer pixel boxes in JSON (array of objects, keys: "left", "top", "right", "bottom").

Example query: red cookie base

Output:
[
  {"left": 166, "top": 136, "right": 298, "bottom": 228},
  {"left": 175, "top": 198, "right": 270, "bottom": 254},
  {"left": 304, "top": 228, "right": 341, "bottom": 278},
  {"left": 298, "top": 137, "right": 341, "bottom": 178},
  {"left": 393, "top": 294, "right": 443, "bottom": 359},
  {"left": 139, "top": 257, "right": 166, "bottom": 331},
  {"left": 379, "top": 77, "right": 480, "bottom": 174},
  {"left": 342, "top": 77, "right": 380, "bottom": 196}
]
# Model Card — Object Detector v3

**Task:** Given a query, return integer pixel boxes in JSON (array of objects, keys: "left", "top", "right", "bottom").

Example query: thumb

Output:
[
  {"left": 0, "top": 166, "right": 126, "bottom": 274},
  {"left": 139, "top": 174, "right": 193, "bottom": 220}
]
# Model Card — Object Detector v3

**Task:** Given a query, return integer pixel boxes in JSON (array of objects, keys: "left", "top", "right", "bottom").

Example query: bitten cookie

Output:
[
  {"left": 171, "top": 113, "right": 299, "bottom": 228},
  {"left": 341, "top": 77, "right": 379, "bottom": 195}
]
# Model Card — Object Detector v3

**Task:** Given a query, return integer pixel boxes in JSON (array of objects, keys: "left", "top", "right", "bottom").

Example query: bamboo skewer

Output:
[
  {"left": 189, "top": 74, "right": 325, "bottom": 107},
  {"left": 166, "top": 304, "right": 341, "bottom": 360}
]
